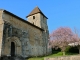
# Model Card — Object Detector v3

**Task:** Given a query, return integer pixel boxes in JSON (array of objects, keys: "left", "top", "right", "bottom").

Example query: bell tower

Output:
[
  {"left": 26, "top": 7, "right": 51, "bottom": 55},
  {"left": 26, "top": 6, "right": 48, "bottom": 30}
]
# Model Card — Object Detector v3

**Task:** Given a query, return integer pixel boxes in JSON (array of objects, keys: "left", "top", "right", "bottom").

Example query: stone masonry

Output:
[{"left": 0, "top": 7, "right": 52, "bottom": 59}]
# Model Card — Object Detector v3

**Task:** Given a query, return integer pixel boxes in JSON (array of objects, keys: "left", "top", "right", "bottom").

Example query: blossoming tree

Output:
[{"left": 49, "top": 27, "right": 79, "bottom": 55}]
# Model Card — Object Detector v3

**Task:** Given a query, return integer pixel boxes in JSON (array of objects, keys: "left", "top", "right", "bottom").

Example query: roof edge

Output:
[
  {"left": 26, "top": 12, "right": 48, "bottom": 19},
  {"left": 3, "top": 9, "right": 44, "bottom": 31}
]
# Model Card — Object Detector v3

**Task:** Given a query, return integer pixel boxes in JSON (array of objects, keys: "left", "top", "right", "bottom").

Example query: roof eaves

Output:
[{"left": 3, "top": 10, "right": 44, "bottom": 31}]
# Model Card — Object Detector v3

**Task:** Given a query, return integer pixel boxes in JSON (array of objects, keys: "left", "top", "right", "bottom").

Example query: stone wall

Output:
[
  {"left": 0, "top": 10, "right": 4, "bottom": 56},
  {"left": 2, "top": 22, "right": 29, "bottom": 57},
  {"left": 1, "top": 11, "right": 47, "bottom": 57},
  {"left": 27, "top": 13, "right": 41, "bottom": 28},
  {"left": 27, "top": 9, "right": 51, "bottom": 55},
  {"left": 44, "top": 55, "right": 80, "bottom": 60}
]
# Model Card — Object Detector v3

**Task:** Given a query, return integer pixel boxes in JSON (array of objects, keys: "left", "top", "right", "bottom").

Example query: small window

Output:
[{"left": 33, "top": 16, "right": 35, "bottom": 19}]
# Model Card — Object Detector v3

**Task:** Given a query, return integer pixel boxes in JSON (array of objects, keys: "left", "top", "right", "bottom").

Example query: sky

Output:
[{"left": 0, "top": 0, "right": 80, "bottom": 33}]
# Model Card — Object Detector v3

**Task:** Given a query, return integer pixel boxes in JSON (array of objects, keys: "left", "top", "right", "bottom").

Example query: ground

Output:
[{"left": 27, "top": 52, "right": 78, "bottom": 60}]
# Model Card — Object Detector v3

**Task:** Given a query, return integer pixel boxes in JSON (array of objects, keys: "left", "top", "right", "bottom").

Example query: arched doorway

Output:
[
  {"left": 3, "top": 37, "right": 22, "bottom": 56},
  {"left": 11, "top": 42, "right": 15, "bottom": 56}
]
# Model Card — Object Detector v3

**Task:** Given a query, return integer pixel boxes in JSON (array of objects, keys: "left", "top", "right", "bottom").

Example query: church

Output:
[{"left": 0, "top": 7, "right": 51, "bottom": 58}]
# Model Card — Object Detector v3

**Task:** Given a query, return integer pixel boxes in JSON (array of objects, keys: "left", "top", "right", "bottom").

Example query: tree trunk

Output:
[{"left": 62, "top": 51, "right": 65, "bottom": 56}]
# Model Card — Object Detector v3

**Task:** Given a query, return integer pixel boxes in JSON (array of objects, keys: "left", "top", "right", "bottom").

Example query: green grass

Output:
[
  {"left": 27, "top": 52, "right": 78, "bottom": 60},
  {"left": 28, "top": 52, "right": 63, "bottom": 60},
  {"left": 46, "top": 52, "right": 63, "bottom": 57},
  {"left": 28, "top": 57, "right": 44, "bottom": 60}
]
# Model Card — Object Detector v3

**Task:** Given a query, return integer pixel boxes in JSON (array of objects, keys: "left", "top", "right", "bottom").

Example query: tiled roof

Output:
[{"left": 27, "top": 6, "right": 48, "bottom": 19}]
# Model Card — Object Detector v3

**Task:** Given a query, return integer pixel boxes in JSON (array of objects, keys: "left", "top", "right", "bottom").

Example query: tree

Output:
[
  {"left": 49, "top": 27, "right": 78, "bottom": 55},
  {"left": 73, "top": 27, "right": 80, "bottom": 54}
]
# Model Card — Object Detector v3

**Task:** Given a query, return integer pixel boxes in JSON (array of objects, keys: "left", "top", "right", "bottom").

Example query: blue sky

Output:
[{"left": 0, "top": 0, "right": 80, "bottom": 33}]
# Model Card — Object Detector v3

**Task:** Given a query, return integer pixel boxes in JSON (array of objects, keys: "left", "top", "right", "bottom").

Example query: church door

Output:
[{"left": 11, "top": 42, "right": 15, "bottom": 56}]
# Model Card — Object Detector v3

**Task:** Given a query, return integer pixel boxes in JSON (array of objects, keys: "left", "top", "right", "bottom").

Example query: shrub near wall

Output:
[{"left": 65, "top": 46, "right": 79, "bottom": 54}]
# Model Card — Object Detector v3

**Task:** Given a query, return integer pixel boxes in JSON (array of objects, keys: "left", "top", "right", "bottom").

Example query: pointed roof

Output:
[{"left": 27, "top": 7, "right": 48, "bottom": 19}]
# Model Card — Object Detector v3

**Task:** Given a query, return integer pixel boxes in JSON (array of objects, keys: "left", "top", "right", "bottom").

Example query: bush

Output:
[
  {"left": 65, "top": 46, "right": 71, "bottom": 52},
  {"left": 65, "top": 46, "right": 79, "bottom": 54},
  {"left": 52, "top": 47, "right": 61, "bottom": 54}
]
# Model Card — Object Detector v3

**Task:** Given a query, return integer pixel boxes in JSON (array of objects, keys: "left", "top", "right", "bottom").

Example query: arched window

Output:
[{"left": 33, "top": 16, "right": 35, "bottom": 19}]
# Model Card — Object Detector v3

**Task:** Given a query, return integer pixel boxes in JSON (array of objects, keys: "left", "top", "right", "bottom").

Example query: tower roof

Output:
[{"left": 27, "top": 7, "right": 48, "bottom": 19}]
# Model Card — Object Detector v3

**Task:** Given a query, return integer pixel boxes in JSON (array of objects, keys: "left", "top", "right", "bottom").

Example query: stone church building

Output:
[{"left": 0, "top": 7, "right": 51, "bottom": 58}]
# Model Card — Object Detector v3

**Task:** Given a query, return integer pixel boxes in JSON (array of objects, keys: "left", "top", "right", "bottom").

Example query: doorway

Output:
[{"left": 11, "top": 42, "right": 15, "bottom": 56}]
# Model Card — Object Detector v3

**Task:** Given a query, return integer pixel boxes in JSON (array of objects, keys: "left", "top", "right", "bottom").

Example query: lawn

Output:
[
  {"left": 27, "top": 52, "right": 78, "bottom": 60},
  {"left": 28, "top": 52, "right": 63, "bottom": 60}
]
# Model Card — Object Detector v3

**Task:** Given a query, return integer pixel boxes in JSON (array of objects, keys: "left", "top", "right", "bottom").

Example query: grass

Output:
[
  {"left": 28, "top": 52, "right": 63, "bottom": 60},
  {"left": 28, "top": 57, "right": 44, "bottom": 60},
  {"left": 27, "top": 52, "right": 79, "bottom": 60}
]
